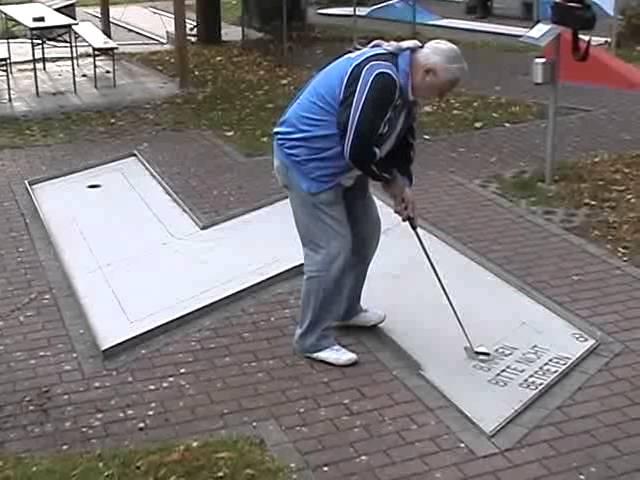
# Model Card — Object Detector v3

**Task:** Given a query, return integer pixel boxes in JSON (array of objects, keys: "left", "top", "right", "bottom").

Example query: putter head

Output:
[{"left": 464, "top": 345, "right": 492, "bottom": 363}]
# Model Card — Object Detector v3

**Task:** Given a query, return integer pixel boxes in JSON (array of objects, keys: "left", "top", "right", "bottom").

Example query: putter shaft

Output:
[{"left": 408, "top": 218, "right": 482, "bottom": 353}]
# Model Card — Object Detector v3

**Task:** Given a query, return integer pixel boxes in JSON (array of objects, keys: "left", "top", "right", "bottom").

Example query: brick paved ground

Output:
[{"left": 1, "top": 49, "right": 640, "bottom": 480}]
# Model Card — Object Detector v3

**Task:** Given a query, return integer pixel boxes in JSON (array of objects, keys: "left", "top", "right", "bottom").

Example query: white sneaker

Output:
[
  {"left": 336, "top": 309, "right": 386, "bottom": 328},
  {"left": 305, "top": 344, "right": 358, "bottom": 366}
]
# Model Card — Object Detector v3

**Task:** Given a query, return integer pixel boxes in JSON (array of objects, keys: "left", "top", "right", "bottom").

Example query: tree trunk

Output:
[
  {"left": 100, "top": 0, "right": 111, "bottom": 37},
  {"left": 196, "top": 0, "right": 222, "bottom": 43},
  {"left": 174, "top": 0, "right": 189, "bottom": 88}
]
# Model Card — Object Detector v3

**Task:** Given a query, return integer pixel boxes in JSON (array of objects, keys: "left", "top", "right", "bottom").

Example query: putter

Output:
[{"left": 408, "top": 216, "right": 492, "bottom": 363}]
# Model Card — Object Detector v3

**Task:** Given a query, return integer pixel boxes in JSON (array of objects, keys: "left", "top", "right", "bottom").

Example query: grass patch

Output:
[
  {"left": 222, "top": 0, "right": 242, "bottom": 25},
  {"left": 418, "top": 92, "right": 543, "bottom": 137},
  {"left": 617, "top": 46, "right": 640, "bottom": 64},
  {"left": 494, "top": 168, "right": 565, "bottom": 208},
  {"left": 0, "top": 42, "right": 541, "bottom": 154},
  {"left": 0, "top": 436, "right": 290, "bottom": 480},
  {"left": 494, "top": 151, "right": 640, "bottom": 263}
]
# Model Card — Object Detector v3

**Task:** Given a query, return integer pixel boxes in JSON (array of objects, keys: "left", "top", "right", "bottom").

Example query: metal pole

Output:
[
  {"left": 31, "top": 33, "right": 39, "bottom": 96},
  {"left": 352, "top": 0, "right": 357, "bottom": 47},
  {"left": 240, "top": 0, "right": 245, "bottom": 46},
  {"left": 173, "top": 0, "right": 189, "bottom": 89},
  {"left": 544, "top": 35, "right": 560, "bottom": 185},
  {"left": 5, "top": 15, "right": 13, "bottom": 73},
  {"left": 68, "top": 26, "right": 76, "bottom": 93},
  {"left": 412, "top": 0, "right": 417, "bottom": 36},
  {"left": 282, "top": 0, "right": 288, "bottom": 57}
]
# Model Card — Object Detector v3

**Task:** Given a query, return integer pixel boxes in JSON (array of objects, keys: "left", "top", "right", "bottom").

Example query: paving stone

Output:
[
  {"left": 375, "top": 458, "right": 429, "bottom": 480},
  {"left": 387, "top": 440, "right": 439, "bottom": 462},
  {"left": 353, "top": 433, "right": 406, "bottom": 455},
  {"left": 317, "top": 426, "right": 370, "bottom": 449},
  {"left": 613, "top": 434, "right": 640, "bottom": 455},
  {"left": 419, "top": 466, "right": 466, "bottom": 479},
  {"left": 306, "top": 445, "right": 357, "bottom": 468},
  {"left": 458, "top": 454, "right": 512, "bottom": 477},
  {"left": 541, "top": 445, "right": 619, "bottom": 473},
  {"left": 608, "top": 454, "right": 640, "bottom": 476},
  {"left": 503, "top": 442, "right": 557, "bottom": 465},
  {"left": 495, "top": 461, "right": 551, "bottom": 480},
  {"left": 294, "top": 438, "right": 323, "bottom": 454}
]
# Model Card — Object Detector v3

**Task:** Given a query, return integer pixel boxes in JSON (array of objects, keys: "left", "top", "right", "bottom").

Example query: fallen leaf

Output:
[{"left": 214, "top": 452, "right": 235, "bottom": 459}]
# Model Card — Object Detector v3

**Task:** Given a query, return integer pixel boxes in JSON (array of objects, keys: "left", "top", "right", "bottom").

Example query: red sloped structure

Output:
[{"left": 543, "top": 29, "right": 640, "bottom": 91}]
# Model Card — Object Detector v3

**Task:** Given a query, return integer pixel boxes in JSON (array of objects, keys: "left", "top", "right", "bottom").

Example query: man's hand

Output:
[
  {"left": 393, "top": 186, "right": 415, "bottom": 222},
  {"left": 382, "top": 175, "right": 415, "bottom": 222}
]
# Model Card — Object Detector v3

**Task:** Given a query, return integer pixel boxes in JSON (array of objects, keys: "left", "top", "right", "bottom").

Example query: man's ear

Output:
[{"left": 423, "top": 67, "right": 437, "bottom": 80}]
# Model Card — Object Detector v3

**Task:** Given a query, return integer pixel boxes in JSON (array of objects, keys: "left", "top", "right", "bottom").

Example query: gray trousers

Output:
[{"left": 274, "top": 157, "right": 382, "bottom": 354}]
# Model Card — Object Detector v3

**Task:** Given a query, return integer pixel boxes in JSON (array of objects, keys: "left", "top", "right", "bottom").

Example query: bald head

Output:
[
  {"left": 413, "top": 40, "right": 468, "bottom": 82},
  {"left": 411, "top": 39, "right": 467, "bottom": 100}
]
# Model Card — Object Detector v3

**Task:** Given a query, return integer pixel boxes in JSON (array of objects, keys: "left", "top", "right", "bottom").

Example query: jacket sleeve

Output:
[
  {"left": 377, "top": 112, "right": 416, "bottom": 187},
  {"left": 342, "top": 63, "right": 400, "bottom": 183}
]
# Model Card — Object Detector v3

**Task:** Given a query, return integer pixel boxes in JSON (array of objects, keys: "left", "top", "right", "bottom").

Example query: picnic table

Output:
[
  {"left": 0, "top": 2, "right": 77, "bottom": 96},
  {"left": 72, "top": 21, "right": 118, "bottom": 88}
]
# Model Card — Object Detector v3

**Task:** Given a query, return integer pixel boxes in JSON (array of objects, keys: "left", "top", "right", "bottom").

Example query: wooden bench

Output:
[
  {"left": 71, "top": 21, "right": 118, "bottom": 89},
  {"left": 0, "top": 48, "right": 10, "bottom": 103}
]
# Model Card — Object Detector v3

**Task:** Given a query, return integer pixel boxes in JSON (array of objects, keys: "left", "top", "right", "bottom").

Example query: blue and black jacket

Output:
[{"left": 272, "top": 45, "right": 417, "bottom": 193}]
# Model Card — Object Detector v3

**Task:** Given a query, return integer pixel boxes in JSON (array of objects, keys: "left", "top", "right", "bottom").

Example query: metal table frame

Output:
[
  {"left": 0, "top": 50, "right": 10, "bottom": 102},
  {"left": 0, "top": 2, "right": 77, "bottom": 96}
]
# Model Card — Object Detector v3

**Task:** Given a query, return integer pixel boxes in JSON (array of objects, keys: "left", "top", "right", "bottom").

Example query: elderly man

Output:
[{"left": 272, "top": 39, "right": 467, "bottom": 366}]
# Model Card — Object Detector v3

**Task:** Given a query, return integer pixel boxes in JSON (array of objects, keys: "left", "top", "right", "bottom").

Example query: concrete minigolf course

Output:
[{"left": 27, "top": 151, "right": 599, "bottom": 437}]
